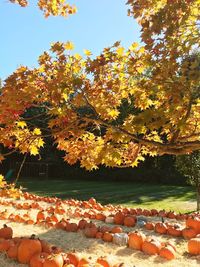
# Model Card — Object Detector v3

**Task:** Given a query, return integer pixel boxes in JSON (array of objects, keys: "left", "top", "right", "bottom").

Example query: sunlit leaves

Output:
[
  {"left": 1, "top": 1, "right": 200, "bottom": 170},
  {"left": 9, "top": 0, "right": 77, "bottom": 17}
]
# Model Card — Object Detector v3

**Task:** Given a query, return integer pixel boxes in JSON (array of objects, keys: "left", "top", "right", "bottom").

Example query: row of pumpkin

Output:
[{"left": 0, "top": 225, "right": 122, "bottom": 267}]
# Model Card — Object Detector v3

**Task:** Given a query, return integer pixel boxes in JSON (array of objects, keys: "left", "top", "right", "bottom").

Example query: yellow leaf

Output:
[
  {"left": 108, "top": 109, "right": 120, "bottom": 118},
  {"left": 30, "top": 146, "right": 39, "bottom": 155},
  {"left": 83, "top": 49, "right": 92, "bottom": 56},
  {"left": 17, "top": 121, "right": 27, "bottom": 129},
  {"left": 116, "top": 47, "right": 124, "bottom": 56},
  {"left": 129, "top": 42, "right": 139, "bottom": 51},
  {"left": 64, "top": 41, "right": 75, "bottom": 50},
  {"left": 33, "top": 128, "right": 41, "bottom": 135}
]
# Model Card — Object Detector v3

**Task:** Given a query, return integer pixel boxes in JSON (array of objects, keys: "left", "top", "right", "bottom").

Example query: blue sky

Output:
[{"left": 0, "top": 0, "right": 141, "bottom": 80}]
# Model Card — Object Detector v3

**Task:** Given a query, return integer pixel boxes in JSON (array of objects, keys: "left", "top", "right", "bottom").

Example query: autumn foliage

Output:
[{"left": 1, "top": 0, "right": 200, "bottom": 170}]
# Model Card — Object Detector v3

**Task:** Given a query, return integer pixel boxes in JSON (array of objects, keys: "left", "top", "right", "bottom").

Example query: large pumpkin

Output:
[
  {"left": 18, "top": 235, "right": 42, "bottom": 264},
  {"left": 188, "top": 237, "right": 200, "bottom": 255},
  {"left": 128, "top": 231, "right": 145, "bottom": 250}
]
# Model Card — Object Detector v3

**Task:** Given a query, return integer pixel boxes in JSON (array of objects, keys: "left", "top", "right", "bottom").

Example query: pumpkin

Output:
[
  {"left": 0, "top": 239, "right": 13, "bottom": 252},
  {"left": 102, "top": 232, "right": 113, "bottom": 242},
  {"left": 78, "top": 219, "right": 88, "bottom": 229},
  {"left": 155, "top": 222, "right": 167, "bottom": 234},
  {"left": 43, "top": 253, "right": 64, "bottom": 267},
  {"left": 186, "top": 217, "right": 200, "bottom": 234},
  {"left": 123, "top": 216, "right": 136, "bottom": 227},
  {"left": 7, "top": 243, "right": 20, "bottom": 259},
  {"left": 182, "top": 227, "right": 197, "bottom": 239},
  {"left": 18, "top": 235, "right": 42, "bottom": 264},
  {"left": 145, "top": 222, "right": 155, "bottom": 231},
  {"left": 113, "top": 233, "right": 128, "bottom": 246},
  {"left": 96, "top": 213, "right": 106, "bottom": 221},
  {"left": 96, "top": 256, "right": 112, "bottom": 267},
  {"left": 159, "top": 245, "right": 176, "bottom": 260},
  {"left": 0, "top": 224, "right": 13, "bottom": 239},
  {"left": 188, "top": 237, "right": 200, "bottom": 255},
  {"left": 67, "top": 252, "right": 80, "bottom": 267},
  {"left": 167, "top": 224, "right": 182, "bottom": 237},
  {"left": 99, "top": 226, "right": 112, "bottom": 234},
  {"left": 128, "top": 231, "right": 145, "bottom": 250},
  {"left": 29, "top": 252, "right": 49, "bottom": 267},
  {"left": 111, "top": 226, "right": 123, "bottom": 234},
  {"left": 142, "top": 238, "right": 162, "bottom": 255},
  {"left": 77, "top": 258, "right": 90, "bottom": 267},
  {"left": 95, "top": 232, "right": 103, "bottom": 239},
  {"left": 84, "top": 227, "right": 98, "bottom": 238},
  {"left": 114, "top": 212, "right": 125, "bottom": 225}
]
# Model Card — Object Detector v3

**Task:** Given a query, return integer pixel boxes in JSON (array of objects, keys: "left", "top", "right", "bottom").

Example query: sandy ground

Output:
[{"left": 0, "top": 197, "right": 199, "bottom": 267}]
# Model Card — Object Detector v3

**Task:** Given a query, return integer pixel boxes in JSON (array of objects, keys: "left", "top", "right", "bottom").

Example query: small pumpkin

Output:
[
  {"left": 182, "top": 227, "right": 197, "bottom": 239},
  {"left": 43, "top": 253, "right": 64, "bottom": 267},
  {"left": 142, "top": 237, "right": 162, "bottom": 255},
  {"left": 84, "top": 227, "right": 98, "bottom": 238},
  {"left": 114, "top": 212, "right": 125, "bottom": 225},
  {"left": 102, "top": 232, "right": 113, "bottom": 242},
  {"left": 123, "top": 216, "right": 136, "bottom": 227},
  {"left": 96, "top": 256, "right": 112, "bottom": 267},
  {"left": 159, "top": 245, "right": 176, "bottom": 260},
  {"left": 67, "top": 252, "right": 80, "bottom": 267},
  {"left": 0, "top": 224, "right": 13, "bottom": 239},
  {"left": 29, "top": 252, "right": 49, "bottom": 267},
  {"left": 155, "top": 222, "right": 168, "bottom": 234}
]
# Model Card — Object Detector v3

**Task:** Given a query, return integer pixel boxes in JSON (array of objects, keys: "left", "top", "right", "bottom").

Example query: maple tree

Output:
[{"left": 0, "top": 0, "right": 199, "bottom": 170}]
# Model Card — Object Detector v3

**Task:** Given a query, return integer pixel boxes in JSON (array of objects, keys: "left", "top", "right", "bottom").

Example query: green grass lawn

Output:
[{"left": 17, "top": 178, "right": 197, "bottom": 213}]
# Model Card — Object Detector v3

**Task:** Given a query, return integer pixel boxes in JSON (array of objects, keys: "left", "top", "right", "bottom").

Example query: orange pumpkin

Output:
[
  {"left": 114, "top": 212, "right": 125, "bottom": 225},
  {"left": 43, "top": 253, "right": 64, "bottom": 267},
  {"left": 128, "top": 231, "right": 145, "bottom": 250},
  {"left": 77, "top": 257, "right": 90, "bottom": 267},
  {"left": 182, "top": 227, "right": 197, "bottom": 239},
  {"left": 29, "top": 252, "right": 49, "bottom": 267},
  {"left": 155, "top": 222, "right": 167, "bottom": 234},
  {"left": 188, "top": 237, "right": 200, "bottom": 255},
  {"left": 67, "top": 252, "right": 80, "bottom": 267},
  {"left": 145, "top": 222, "right": 155, "bottom": 231},
  {"left": 159, "top": 245, "right": 176, "bottom": 260},
  {"left": 96, "top": 256, "right": 112, "bottom": 267},
  {"left": 0, "top": 224, "right": 13, "bottom": 239},
  {"left": 123, "top": 216, "right": 136, "bottom": 227},
  {"left": 84, "top": 227, "right": 98, "bottom": 238},
  {"left": 111, "top": 226, "right": 123, "bottom": 234},
  {"left": 0, "top": 239, "right": 13, "bottom": 252},
  {"left": 142, "top": 238, "right": 162, "bottom": 255},
  {"left": 78, "top": 219, "right": 88, "bottom": 229},
  {"left": 167, "top": 224, "right": 182, "bottom": 237},
  {"left": 18, "top": 235, "right": 42, "bottom": 264},
  {"left": 102, "top": 232, "right": 113, "bottom": 242},
  {"left": 7, "top": 243, "right": 20, "bottom": 259}
]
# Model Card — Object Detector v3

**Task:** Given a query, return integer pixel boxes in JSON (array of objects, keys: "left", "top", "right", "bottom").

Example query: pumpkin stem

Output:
[
  {"left": 3, "top": 224, "right": 8, "bottom": 228},
  {"left": 30, "top": 234, "right": 36, "bottom": 239}
]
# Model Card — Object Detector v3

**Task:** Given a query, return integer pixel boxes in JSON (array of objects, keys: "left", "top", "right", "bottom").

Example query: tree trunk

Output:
[{"left": 196, "top": 181, "right": 200, "bottom": 211}]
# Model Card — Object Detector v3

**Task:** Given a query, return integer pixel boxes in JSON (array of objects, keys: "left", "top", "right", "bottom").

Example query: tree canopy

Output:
[{"left": 1, "top": 0, "right": 200, "bottom": 170}]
